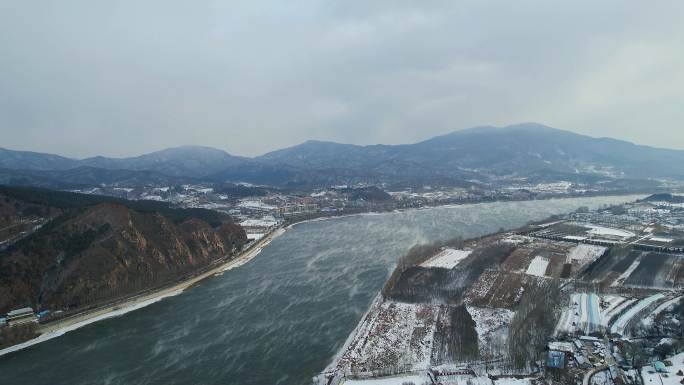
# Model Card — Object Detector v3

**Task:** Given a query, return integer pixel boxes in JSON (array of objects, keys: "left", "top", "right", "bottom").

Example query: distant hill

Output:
[
  {"left": 641, "top": 193, "right": 684, "bottom": 204},
  {"left": 255, "top": 123, "right": 684, "bottom": 182},
  {"left": 0, "top": 148, "right": 79, "bottom": 171},
  {"left": 0, "top": 166, "right": 196, "bottom": 189},
  {"left": 2, "top": 124, "right": 684, "bottom": 187},
  {"left": 0, "top": 145, "right": 246, "bottom": 179},
  {"left": 79, "top": 145, "right": 247, "bottom": 177}
]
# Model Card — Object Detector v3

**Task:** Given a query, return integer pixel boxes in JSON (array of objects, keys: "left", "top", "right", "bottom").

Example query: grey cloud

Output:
[{"left": 1, "top": 1, "right": 683, "bottom": 157}]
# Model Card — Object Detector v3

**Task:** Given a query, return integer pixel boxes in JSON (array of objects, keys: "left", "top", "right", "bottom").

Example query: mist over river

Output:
[{"left": 0, "top": 195, "right": 642, "bottom": 385}]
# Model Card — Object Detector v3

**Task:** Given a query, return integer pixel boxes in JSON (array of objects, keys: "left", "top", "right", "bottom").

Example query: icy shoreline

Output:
[{"left": 0, "top": 226, "right": 286, "bottom": 358}]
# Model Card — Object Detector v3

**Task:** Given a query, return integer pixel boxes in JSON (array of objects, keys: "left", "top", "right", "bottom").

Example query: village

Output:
[
  {"left": 316, "top": 194, "right": 684, "bottom": 385},
  {"left": 61, "top": 179, "right": 682, "bottom": 244}
]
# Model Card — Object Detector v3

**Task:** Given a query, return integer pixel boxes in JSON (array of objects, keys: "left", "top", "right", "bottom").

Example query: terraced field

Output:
[{"left": 624, "top": 253, "right": 678, "bottom": 288}]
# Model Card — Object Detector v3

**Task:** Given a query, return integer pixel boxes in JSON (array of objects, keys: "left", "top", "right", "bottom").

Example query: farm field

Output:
[
  {"left": 336, "top": 301, "right": 440, "bottom": 374},
  {"left": 324, "top": 195, "right": 684, "bottom": 385},
  {"left": 421, "top": 249, "right": 472, "bottom": 269},
  {"left": 624, "top": 253, "right": 678, "bottom": 288}
]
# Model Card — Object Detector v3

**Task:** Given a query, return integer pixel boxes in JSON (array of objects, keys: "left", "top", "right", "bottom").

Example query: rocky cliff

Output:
[{"left": 0, "top": 188, "right": 246, "bottom": 315}]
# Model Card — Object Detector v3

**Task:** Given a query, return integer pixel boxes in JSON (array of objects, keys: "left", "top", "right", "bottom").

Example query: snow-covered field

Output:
[
  {"left": 555, "top": 293, "right": 602, "bottom": 335},
  {"left": 430, "top": 376, "right": 532, "bottom": 385},
  {"left": 467, "top": 306, "right": 514, "bottom": 357},
  {"left": 610, "top": 293, "right": 666, "bottom": 335},
  {"left": 641, "top": 352, "right": 684, "bottom": 385},
  {"left": 246, "top": 232, "right": 265, "bottom": 241},
  {"left": 525, "top": 256, "right": 549, "bottom": 277},
  {"left": 494, "top": 380, "right": 533, "bottom": 385},
  {"left": 237, "top": 200, "right": 276, "bottom": 211},
  {"left": 641, "top": 295, "right": 683, "bottom": 328},
  {"left": 566, "top": 244, "right": 606, "bottom": 265},
  {"left": 610, "top": 258, "right": 641, "bottom": 287},
  {"left": 342, "top": 374, "right": 430, "bottom": 385},
  {"left": 602, "top": 298, "right": 637, "bottom": 327},
  {"left": 599, "top": 295, "right": 627, "bottom": 326},
  {"left": 590, "top": 369, "right": 612, "bottom": 385},
  {"left": 583, "top": 293, "right": 601, "bottom": 334},
  {"left": 337, "top": 302, "right": 439, "bottom": 373},
  {"left": 240, "top": 216, "right": 278, "bottom": 227},
  {"left": 580, "top": 224, "right": 635, "bottom": 239},
  {"left": 555, "top": 293, "right": 580, "bottom": 335},
  {"left": 421, "top": 249, "right": 472, "bottom": 269}
]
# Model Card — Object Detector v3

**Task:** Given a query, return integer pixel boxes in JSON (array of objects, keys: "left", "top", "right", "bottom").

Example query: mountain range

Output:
[{"left": 2, "top": 123, "right": 683, "bottom": 188}]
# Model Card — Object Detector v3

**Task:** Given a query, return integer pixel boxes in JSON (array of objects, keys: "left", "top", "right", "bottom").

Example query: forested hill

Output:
[{"left": 0, "top": 186, "right": 247, "bottom": 315}]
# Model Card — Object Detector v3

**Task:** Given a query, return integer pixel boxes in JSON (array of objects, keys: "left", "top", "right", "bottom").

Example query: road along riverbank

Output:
[{"left": 0, "top": 227, "right": 286, "bottom": 357}]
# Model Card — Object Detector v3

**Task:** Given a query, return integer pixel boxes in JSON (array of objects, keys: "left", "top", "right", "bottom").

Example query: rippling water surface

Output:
[{"left": 0, "top": 196, "right": 641, "bottom": 385}]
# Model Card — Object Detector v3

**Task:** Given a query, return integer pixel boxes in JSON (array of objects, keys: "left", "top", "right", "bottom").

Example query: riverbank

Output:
[
  {"left": 0, "top": 226, "right": 286, "bottom": 357},
  {"left": 287, "top": 191, "right": 649, "bottom": 231},
  {"left": 0, "top": 193, "right": 646, "bottom": 358},
  {"left": 0, "top": 194, "right": 648, "bottom": 385}
]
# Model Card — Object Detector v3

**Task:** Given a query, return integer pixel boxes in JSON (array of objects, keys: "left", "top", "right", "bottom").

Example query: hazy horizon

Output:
[
  {"left": 2, "top": 1, "right": 684, "bottom": 157},
  {"left": 3, "top": 122, "right": 684, "bottom": 160}
]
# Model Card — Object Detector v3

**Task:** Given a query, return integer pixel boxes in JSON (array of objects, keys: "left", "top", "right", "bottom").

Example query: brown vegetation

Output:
[
  {"left": 507, "top": 279, "right": 561, "bottom": 368},
  {"left": 0, "top": 202, "right": 246, "bottom": 314},
  {"left": 0, "top": 323, "right": 38, "bottom": 349}
]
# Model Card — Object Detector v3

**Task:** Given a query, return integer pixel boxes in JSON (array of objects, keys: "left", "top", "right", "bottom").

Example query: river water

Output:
[{"left": 0, "top": 196, "right": 641, "bottom": 385}]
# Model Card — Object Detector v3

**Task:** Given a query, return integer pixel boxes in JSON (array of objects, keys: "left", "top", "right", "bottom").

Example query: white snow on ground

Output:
[
  {"left": 610, "top": 293, "right": 666, "bottom": 335},
  {"left": 556, "top": 293, "right": 606, "bottom": 335},
  {"left": 555, "top": 293, "right": 580, "bottom": 335},
  {"left": 421, "top": 249, "right": 472, "bottom": 269},
  {"left": 649, "top": 236, "right": 673, "bottom": 243},
  {"left": 0, "top": 289, "right": 184, "bottom": 357},
  {"left": 467, "top": 306, "right": 514, "bottom": 357},
  {"left": 237, "top": 200, "right": 276, "bottom": 210},
  {"left": 641, "top": 352, "right": 684, "bottom": 385},
  {"left": 554, "top": 293, "right": 586, "bottom": 335},
  {"left": 600, "top": 296, "right": 627, "bottom": 326},
  {"left": 502, "top": 235, "right": 531, "bottom": 244},
  {"left": 240, "top": 216, "right": 278, "bottom": 227},
  {"left": 338, "top": 302, "right": 438, "bottom": 373},
  {"left": 246, "top": 233, "right": 265, "bottom": 241},
  {"left": 641, "top": 296, "right": 683, "bottom": 327},
  {"left": 567, "top": 244, "right": 606, "bottom": 265},
  {"left": 580, "top": 224, "right": 635, "bottom": 238},
  {"left": 611, "top": 258, "right": 641, "bottom": 287},
  {"left": 602, "top": 298, "right": 637, "bottom": 327},
  {"left": 427, "top": 377, "right": 532, "bottom": 385},
  {"left": 494, "top": 379, "right": 533, "bottom": 385},
  {"left": 436, "top": 375, "right": 492, "bottom": 385},
  {"left": 538, "top": 220, "right": 564, "bottom": 228},
  {"left": 564, "top": 235, "right": 587, "bottom": 241},
  {"left": 525, "top": 256, "right": 549, "bottom": 277},
  {"left": 342, "top": 374, "right": 430, "bottom": 385},
  {"left": 590, "top": 369, "right": 612, "bottom": 385},
  {"left": 140, "top": 194, "right": 163, "bottom": 201},
  {"left": 583, "top": 293, "right": 601, "bottom": 334}
]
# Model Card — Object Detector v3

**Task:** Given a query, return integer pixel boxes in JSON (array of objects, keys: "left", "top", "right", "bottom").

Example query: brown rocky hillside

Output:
[{"left": 0, "top": 196, "right": 246, "bottom": 314}]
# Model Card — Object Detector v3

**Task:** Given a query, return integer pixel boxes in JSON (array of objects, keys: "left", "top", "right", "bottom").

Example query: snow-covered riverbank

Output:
[{"left": 0, "top": 226, "right": 286, "bottom": 358}]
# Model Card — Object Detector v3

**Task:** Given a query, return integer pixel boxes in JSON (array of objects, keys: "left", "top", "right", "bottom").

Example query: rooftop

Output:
[{"left": 6, "top": 307, "right": 34, "bottom": 317}]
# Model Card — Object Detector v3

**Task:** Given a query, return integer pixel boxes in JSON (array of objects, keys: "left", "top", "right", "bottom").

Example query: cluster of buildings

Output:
[{"left": 0, "top": 307, "right": 37, "bottom": 329}]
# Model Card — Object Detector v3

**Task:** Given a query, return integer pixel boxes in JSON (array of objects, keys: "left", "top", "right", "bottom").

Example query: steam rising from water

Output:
[{"left": 0, "top": 196, "right": 640, "bottom": 385}]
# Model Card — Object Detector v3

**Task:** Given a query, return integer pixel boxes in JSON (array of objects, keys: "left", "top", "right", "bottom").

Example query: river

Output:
[{"left": 0, "top": 195, "right": 641, "bottom": 385}]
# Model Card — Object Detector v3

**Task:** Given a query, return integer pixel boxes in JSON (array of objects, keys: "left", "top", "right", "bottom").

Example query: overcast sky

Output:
[{"left": 1, "top": 1, "right": 683, "bottom": 158}]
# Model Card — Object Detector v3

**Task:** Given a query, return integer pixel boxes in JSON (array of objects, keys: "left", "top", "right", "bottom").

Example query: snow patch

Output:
[
  {"left": 421, "top": 249, "right": 472, "bottom": 269},
  {"left": 525, "top": 256, "right": 549, "bottom": 277}
]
